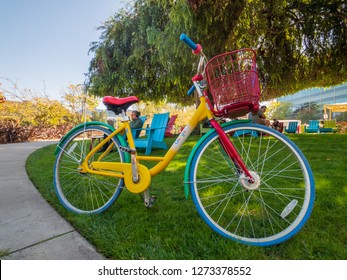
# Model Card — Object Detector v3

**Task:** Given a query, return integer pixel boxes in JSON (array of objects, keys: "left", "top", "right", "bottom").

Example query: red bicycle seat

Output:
[{"left": 102, "top": 96, "right": 139, "bottom": 115}]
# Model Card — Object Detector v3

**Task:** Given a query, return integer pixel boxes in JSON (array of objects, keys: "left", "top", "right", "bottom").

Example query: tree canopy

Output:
[{"left": 86, "top": 0, "right": 347, "bottom": 104}]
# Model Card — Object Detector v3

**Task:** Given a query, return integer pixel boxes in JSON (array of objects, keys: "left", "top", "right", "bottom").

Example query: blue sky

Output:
[{"left": 0, "top": 0, "right": 126, "bottom": 100}]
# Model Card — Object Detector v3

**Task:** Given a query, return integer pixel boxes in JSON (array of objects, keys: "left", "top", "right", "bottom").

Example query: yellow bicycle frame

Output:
[{"left": 79, "top": 96, "right": 213, "bottom": 193}]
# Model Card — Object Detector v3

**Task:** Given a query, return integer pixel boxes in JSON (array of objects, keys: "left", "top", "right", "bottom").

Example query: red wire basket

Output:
[{"left": 204, "top": 49, "right": 260, "bottom": 118}]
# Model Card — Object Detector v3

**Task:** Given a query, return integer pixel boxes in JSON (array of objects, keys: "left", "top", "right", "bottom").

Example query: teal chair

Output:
[
  {"left": 134, "top": 112, "right": 169, "bottom": 155},
  {"left": 285, "top": 121, "right": 298, "bottom": 133},
  {"left": 305, "top": 120, "right": 319, "bottom": 133}
]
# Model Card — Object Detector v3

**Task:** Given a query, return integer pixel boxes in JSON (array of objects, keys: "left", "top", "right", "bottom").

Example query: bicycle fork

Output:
[{"left": 209, "top": 119, "right": 255, "bottom": 184}]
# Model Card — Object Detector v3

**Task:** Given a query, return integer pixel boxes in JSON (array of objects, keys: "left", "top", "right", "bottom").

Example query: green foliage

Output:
[
  {"left": 138, "top": 101, "right": 195, "bottom": 132},
  {"left": 87, "top": 0, "right": 347, "bottom": 104},
  {"left": 90, "top": 110, "right": 108, "bottom": 122},
  {"left": 267, "top": 101, "right": 293, "bottom": 120},
  {"left": 1, "top": 78, "right": 75, "bottom": 127},
  {"left": 61, "top": 84, "right": 99, "bottom": 125},
  {"left": 293, "top": 102, "right": 323, "bottom": 123},
  {"left": 87, "top": 0, "right": 188, "bottom": 103},
  {"left": 0, "top": 249, "right": 10, "bottom": 258},
  {"left": 0, "top": 98, "right": 72, "bottom": 127},
  {"left": 0, "top": 81, "right": 93, "bottom": 142},
  {"left": 336, "top": 112, "right": 347, "bottom": 122}
]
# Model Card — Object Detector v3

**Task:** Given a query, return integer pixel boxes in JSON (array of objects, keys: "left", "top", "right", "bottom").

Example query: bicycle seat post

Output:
[
  {"left": 119, "top": 109, "right": 139, "bottom": 183},
  {"left": 120, "top": 109, "right": 130, "bottom": 122}
]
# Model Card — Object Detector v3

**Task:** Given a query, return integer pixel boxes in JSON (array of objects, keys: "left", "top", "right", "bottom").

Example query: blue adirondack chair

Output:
[
  {"left": 305, "top": 120, "right": 319, "bottom": 133},
  {"left": 134, "top": 112, "right": 169, "bottom": 155},
  {"left": 131, "top": 115, "right": 147, "bottom": 139},
  {"left": 285, "top": 121, "right": 298, "bottom": 133}
]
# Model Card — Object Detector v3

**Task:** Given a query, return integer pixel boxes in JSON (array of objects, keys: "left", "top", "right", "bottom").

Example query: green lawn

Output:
[{"left": 26, "top": 134, "right": 347, "bottom": 260}]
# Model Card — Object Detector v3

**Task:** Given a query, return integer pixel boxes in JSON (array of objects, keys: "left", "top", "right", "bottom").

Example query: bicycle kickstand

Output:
[{"left": 142, "top": 189, "right": 156, "bottom": 208}]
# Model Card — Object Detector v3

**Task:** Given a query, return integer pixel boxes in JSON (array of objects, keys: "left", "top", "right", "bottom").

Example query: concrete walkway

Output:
[{"left": 0, "top": 141, "right": 104, "bottom": 260}]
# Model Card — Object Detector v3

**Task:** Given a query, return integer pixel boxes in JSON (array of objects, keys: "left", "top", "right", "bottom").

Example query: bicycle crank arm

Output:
[{"left": 89, "top": 162, "right": 151, "bottom": 194}]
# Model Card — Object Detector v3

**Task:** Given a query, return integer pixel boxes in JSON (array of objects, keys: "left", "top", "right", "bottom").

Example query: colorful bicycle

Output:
[{"left": 54, "top": 34, "right": 315, "bottom": 246}]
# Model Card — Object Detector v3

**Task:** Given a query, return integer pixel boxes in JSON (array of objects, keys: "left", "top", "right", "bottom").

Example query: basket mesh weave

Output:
[{"left": 205, "top": 49, "right": 260, "bottom": 116}]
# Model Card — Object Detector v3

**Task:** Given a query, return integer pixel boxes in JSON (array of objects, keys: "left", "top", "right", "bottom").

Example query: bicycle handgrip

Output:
[
  {"left": 187, "top": 84, "right": 195, "bottom": 96},
  {"left": 180, "top": 33, "right": 198, "bottom": 50}
]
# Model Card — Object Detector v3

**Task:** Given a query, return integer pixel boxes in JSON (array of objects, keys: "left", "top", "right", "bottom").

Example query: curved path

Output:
[{"left": 0, "top": 141, "right": 104, "bottom": 260}]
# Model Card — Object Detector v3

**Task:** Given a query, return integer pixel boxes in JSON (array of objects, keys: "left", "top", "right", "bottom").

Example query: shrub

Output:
[
  {"left": 337, "top": 121, "right": 347, "bottom": 134},
  {"left": 0, "top": 117, "right": 31, "bottom": 143},
  {"left": 0, "top": 116, "right": 73, "bottom": 144}
]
